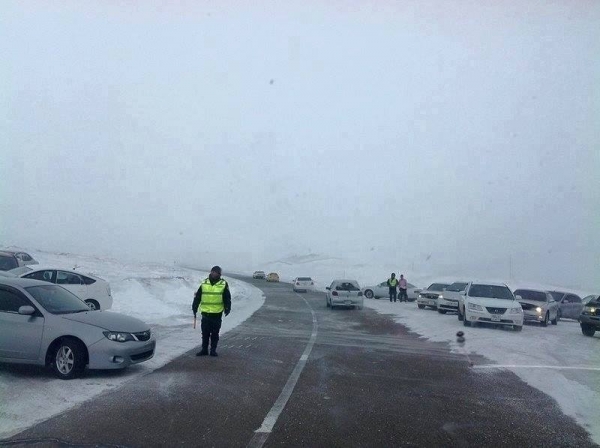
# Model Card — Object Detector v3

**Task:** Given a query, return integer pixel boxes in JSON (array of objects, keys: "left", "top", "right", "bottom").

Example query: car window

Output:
[
  {"left": 336, "top": 282, "right": 360, "bottom": 291},
  {"left": 297, "top": 277, "right": 312, "bottom": 281},
  {"left": 550, "top": 292, "right": 565, "bottom": 302},
  {"left": 0, "top": 288, "right": 31, "bottom": 313},
  {"left": 81, "top": 275, "right": 96, "bottom": 285},
  {"left": 446, "top": 282, "right": 468, "bottom": 292},
  {"left": 564, "top": 294, "right": 582, "bottom": 304},
  {"left": 0, "top": 255, "right": 18, "bottom": 271},
  {"left": 514, "top": 290, "right": 547, "bottom": 302},
  {"left": 20, "top": 253, "right": 32, "bottom": 261},
  {"left": 25, "top": 285, "right": 89, "bottom": 314},
  {"left": 23, "top": 270, "right": 55, "bottom": 283},
  {"left": 468, "top": 284, "right": 513, "bottom": 300},
  {"left": 582, "top": 295, "right": 598, "bottom": 305},
  {"left": 56, "top": 271, "right": 82, "bottom": 285},
  {"left": 428, "top": 283, "right": 449, "bottom": 291}
]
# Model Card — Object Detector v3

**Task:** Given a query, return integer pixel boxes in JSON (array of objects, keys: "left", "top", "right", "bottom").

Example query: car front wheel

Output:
[
  {"left": 85, "top": 299, "right": 100, "bottom": 311},
  {"left": 514, "top": 325, "right": 523, "bottom": 332},
  {"left": 52, "top": 339, "right": 86, "bottom": 380},
  {"left": 458, "top": 309, "right": 464, "bottom": 321},
  {"left": 581, "top": 325, "right": 596, "bottom": 337},
  {"left": 418, "top": 304, "right": 425, "bottom": 309},
  {"left": 463, "top": 314, "right": 471, "bottom": 327},
  {"left": 541, "top": 312, "right": 549, "bottom": 327},
  {"left": 364, "top": 290, "right": 374, "bottom": 299},
  {"left": 438, "top": 309, "right": 446, "bottom": 314}
]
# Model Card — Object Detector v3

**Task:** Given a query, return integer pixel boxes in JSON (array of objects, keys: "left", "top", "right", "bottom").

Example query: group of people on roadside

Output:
[{"left": 386, "top": 273, "right": 408, "bottom": 302}]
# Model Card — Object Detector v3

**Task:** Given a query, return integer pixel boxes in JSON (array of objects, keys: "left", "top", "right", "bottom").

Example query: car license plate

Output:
[{"left": 491, "top": 315, "right": 501, "bottom": 322}]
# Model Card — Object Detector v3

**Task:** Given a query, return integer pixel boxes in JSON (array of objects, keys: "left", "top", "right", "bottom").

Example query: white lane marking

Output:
[
  {"left": 247, "top": 293, "right": 318, "bottom": 448},
  {"left": 474, "top": 364, "right": 600, "bottom": 372}
]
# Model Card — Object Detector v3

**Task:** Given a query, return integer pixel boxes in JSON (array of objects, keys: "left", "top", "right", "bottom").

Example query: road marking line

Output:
[
  {"left": 474, "top": 364, "right": 600, "bottom": 372},
  {"left": 247, "top": 293, "right": 318, "bottom": 448}
]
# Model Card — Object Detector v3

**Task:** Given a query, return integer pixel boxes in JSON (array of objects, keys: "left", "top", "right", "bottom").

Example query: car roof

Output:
[
  {"left": 470, "top": 281, "right": 509, "bottom": 287},
  {"left": 0, "top": 277, "right": 50, "bottom": 288},
  {"left": 332, "top": 279, "right": 359, "bottom": 283},
  {"left": 514, "top": 288, "right": 550, "bottom": 293}
]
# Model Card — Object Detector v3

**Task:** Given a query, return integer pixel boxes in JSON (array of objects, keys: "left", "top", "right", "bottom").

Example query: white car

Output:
[
  {"left": 326, "top": 279, "right": 363, "bottom": 309},
  {"left": 458, "top": 282, "right": 523, "bottom": 331},
  {"left": 17, "top": 267, "right": 113, "bottom": 311},
  {"left": 364, "top": 282, "right": 421, "bottom": 300},
  {"left": 437, "top": 281, "right": 469, "bottom": 314},
  {"left": 292, "top": 277, "right": 314, "bottom": 292},
  {"left": 0, "top": 250, "right": 39, "bottom": 268},
  {"left": 417, "top": 283, "right": 450, "bottom": 309}
]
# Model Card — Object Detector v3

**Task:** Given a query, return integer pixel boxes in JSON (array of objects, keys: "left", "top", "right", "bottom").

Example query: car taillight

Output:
[{"left": 332, "top": 291, "right": 338, "bottom": 296}]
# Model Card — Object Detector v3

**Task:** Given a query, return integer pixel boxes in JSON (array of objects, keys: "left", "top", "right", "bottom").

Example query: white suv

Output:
[
  {"left": 292, "top": 277, "right": 314, "bottom": 292},
  {"left": 18, "top": 268, "right": 113, "bottom": 311},
  {"left": 458, "top": 282, "right": 523, "bottom": 331}
]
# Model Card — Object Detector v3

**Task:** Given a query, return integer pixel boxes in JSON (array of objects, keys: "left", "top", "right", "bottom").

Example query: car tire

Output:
[
  {"left": 326, "top": 299, "right": 330, "bottom": 308},
  {"left": 52, "top": 338, "right": 86, "bottom": 380},
  {"left": 85, "top": 299, "right": 100, "bottom": 311},
  {"left": 551, "top": 315, "right": 558, "bottom": 325},
  {"left": 418, "top": 304, "right": 425, "bottom": 309},
  {"left": 438, "top": 309, "right": 446, "bottom": 314},
  {"left": 581, "top": 325, "right": 596, "bottom": 337},
  {"left": 463, "top": 314, "right": 471, "bottom": 327},
  {"left": 458, "top": 309, "right": 464, "bottom": 321},
  {"left": 364, "top": 290, "right": 374, "bottom": 299},
  {"left": 514, "top": 325, "right": 523, "bottom": 332},
  {"left": 541, "top": 312, "right": 549, "bottom": 327}
]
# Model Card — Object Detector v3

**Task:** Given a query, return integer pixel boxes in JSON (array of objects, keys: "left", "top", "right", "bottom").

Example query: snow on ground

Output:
[
  {"left": 0, "top": 250, "right": 265, "bottom": 439},
  {"left": 363, "top": 300, "right": 600, "bottom": 444}
]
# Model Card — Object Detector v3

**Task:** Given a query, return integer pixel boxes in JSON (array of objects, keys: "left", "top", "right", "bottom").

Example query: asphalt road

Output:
[{"left": 2, "top": 277, "right": 595, "bottom": 448}]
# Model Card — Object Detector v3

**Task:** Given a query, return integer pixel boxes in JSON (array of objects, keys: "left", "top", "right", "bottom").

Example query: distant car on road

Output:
[
  {"left": 437, "top": 281, "right": 469, "bottom": 314},
  {"left": 417, "top": 283, "right": 450, "bottom": 309},
  {"left": 514, "top": 289, "right": 559, "bottom": 326},
  {"left": 0, "top": 277, "right": 155, "bottom": 379},
  {"left": 266, "top": 273, "right": 280, "bottom": 282},
  {"left": 1, "top": 250, "right": 38, "bottom": 267},
  {"left": 292, "top": 277, "right": 313, "bottom": 292},
  {"left": 326, "top": 279, "right": 363, "bottom": 309},
  {"left": 459, "top": 282, "right": 523, "bottom": 331},
  {"left": 0, "top": 252, "right": 21, "bottom": 272},
  {"left": 549, "top": 291, "right": 583, "bottom": 320},
  {"left": 579, "top": 296, "right": 600, "bottom": 337},
  {"left": 252, "top": 271, "right": 266, "bottom": 279},
  {"left": 17, "top": 267, "right": 113, "bottom": 311},
  {"left": 363, "top": 281, "right": 421, "bottom": 300}
]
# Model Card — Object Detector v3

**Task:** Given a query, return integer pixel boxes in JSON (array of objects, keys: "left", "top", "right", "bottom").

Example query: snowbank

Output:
[{"left": 0, "top": 250, "right": 265, "bottom": 439}]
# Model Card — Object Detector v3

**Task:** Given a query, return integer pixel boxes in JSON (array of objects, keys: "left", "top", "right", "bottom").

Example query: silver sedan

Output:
[
  {"left": 514, "top": 289, "right": 559, "bottom": 326},
  {"left": 0, "top": 277, "right": 156, "bottom": 379}
]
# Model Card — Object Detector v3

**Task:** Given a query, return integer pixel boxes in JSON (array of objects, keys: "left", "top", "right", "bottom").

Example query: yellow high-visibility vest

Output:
[
  {"left": 389, "top": 278, "right": 398, "bottom": 287},
  {"left": 200, "top": 279, "right": 226, "bottom": 313}
]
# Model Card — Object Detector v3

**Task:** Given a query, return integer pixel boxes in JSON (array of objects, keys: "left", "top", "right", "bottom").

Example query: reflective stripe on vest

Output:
[
  {"left": 389, "top": 278, "right": 398, "bottom": 287},
  {"left": 200, "top": 279, "right": 226, "bottom": 313}
]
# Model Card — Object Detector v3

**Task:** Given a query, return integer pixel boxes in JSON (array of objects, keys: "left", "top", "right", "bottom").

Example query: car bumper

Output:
[
  {"left": 331, "top": 297, "right": 363, "bottom": 307},
  {"left": 579, "top": 314, "right": 600, "bottom": 328},
  {"left": 465, "top": 310, "right": 523, "bottom": 326},
  {"left": 438, "top": 299, "right": 459, "bottom": 312},
  {"left": 523, "top": 310, "right": 548, "bottom": 323},
  {"left": 87, "top": 336, "right": 157, "bottom": 370},
  {"left": 417, "top": 298, "right": 438, "bottom": 307}
]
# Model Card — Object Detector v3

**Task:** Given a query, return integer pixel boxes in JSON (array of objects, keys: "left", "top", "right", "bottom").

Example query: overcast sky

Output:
[{"left": 1, "top": 1, "right": 598, "bottom": 288}]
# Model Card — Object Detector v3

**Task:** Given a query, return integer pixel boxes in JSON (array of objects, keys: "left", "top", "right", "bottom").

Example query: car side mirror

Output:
[
  {"left": 18, "top": 306, "right": 35, "bottom": 315},
  {"left": 515, "top": 295, "right": 522, "bottom": 301}
]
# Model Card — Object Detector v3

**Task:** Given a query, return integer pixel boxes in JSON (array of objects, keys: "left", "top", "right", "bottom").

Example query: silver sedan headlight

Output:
[
  {"left": 103, "top": 331, "right": 135, "bottom": 342},
  {"left": 536, "top": 307, "right": 543, "bottom": 313}
]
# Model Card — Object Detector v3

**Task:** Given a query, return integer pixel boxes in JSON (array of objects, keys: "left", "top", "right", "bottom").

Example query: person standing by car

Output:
[
  {"left": 192, "top": 266, "right": 231, "bottom": 357},
  {"left": 399, "top": 274, "right": 408, "bottom": 302},
  {"left": 387, "top": 273, "right": 399, "bottom": 302}
]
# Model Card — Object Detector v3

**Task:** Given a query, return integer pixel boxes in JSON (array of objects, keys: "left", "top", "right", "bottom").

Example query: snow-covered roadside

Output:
[
  {"left": 363, "top": 299, "right": 600, "bottom": 444},
  {"left": 0, "top": 250, "right": 265, "bottom": 439}
]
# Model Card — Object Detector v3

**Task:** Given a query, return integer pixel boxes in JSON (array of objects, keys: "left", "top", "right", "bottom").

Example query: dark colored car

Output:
[{"left": 579, "top": 295, "right": 600, "bottom": 337}]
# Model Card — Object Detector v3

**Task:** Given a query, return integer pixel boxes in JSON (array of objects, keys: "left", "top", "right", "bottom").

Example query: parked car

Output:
[
  {"left": 459, "top": 282, "right": 523, "bottom": 331},
  {"left": 266, "top": 273, "right": 280, "bottom": 282},
  {"left": 0, "top": 277, "right": 155, "bottom": 379},
  {"left": 1, "top": 250, "right": 38, "bottom": 267},
  {"left": 252, "top": 271, "right": 266, "bottom": 279},
  {"left": 579, "top": 296, "right": 600, "bottom": 337},
  {"left": 514, "top": 289, "right": 559, "bottom": 326},
  {"left": 437, "top": 281, "right": 469, "bottom": 314},
  {"left": 326, "top": 279, "right": 363, "bottom": 309},
  {"left": 363, "top": 281, "right": 421, "bottom": 300},
  {"left": 417, "top": 283, "right": 450, "bottom": 309},
  {"left": 549, "top": 291, "right": 584, "bottom": 320},
  {"left": 292, "top": 277, "right": 314, "bottom": 292},
  {"left": 17, "top": 267, "right": 112, "bottom": 311},
  {"left": 0, "top": 251, "right": 20, "bottom": 271},
  {"left": 583, "top": 295, "right": 599, "bottom": 306}
]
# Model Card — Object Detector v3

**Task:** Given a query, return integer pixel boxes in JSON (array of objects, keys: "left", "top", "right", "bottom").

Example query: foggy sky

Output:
[{"left": 1, "top": 1, "right": 599, "bottom": 289}]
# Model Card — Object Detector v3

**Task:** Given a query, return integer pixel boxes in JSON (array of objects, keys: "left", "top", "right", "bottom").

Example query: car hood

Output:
[
  {"left": 518, "top": 299, "right": 547, "bottom": 308},
  {"left": 466, "top": 297, "right": 518, "bottom": 308},
  {"left": 442, "top": 291, "right": 464, "bottom": 299},
  {"left": 61, "top": 311, "right": 150, "bottom": 332}
]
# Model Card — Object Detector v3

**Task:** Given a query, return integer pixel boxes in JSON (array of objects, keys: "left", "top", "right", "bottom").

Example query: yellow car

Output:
[{"left": 266, "top": 273, "right": 280, "bottom": 282}]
